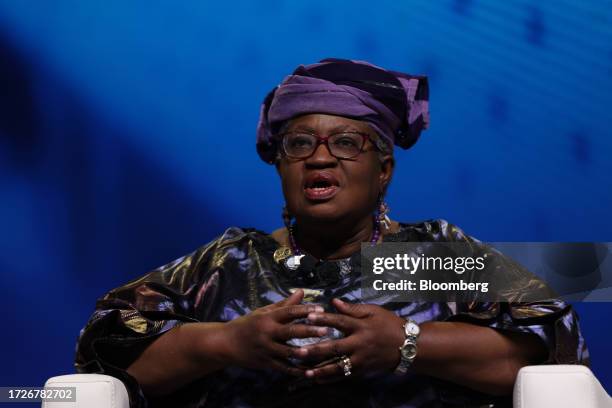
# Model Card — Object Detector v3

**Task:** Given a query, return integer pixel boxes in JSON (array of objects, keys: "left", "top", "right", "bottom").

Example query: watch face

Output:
[
  {"left": 405, "top": 321, "right": 420, "bottom": 337},
  {"left": 401, "top": 343, "right": 417, "bottom": 360}
]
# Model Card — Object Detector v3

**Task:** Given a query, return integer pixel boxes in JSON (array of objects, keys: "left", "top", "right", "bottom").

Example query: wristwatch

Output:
[{"left": 394, "top": 318, "right": 420, "bottom": 375}]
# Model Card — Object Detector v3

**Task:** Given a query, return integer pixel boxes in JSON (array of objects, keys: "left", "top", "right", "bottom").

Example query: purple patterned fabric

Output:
[
  {"left": 75, "top": 220, "right": 589, "bottom": 408},
  {"left": 256, "top": 58, "right": 430, "bottom": 163}
]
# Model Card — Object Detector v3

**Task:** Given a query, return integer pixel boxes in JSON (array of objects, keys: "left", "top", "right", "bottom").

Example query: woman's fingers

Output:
[
  {"left": 260, "top": 289, "right": 304, "bottom": 312},
  {"left": 332, "top": 298, "right": 373, "bottom": 318},
  {"left": 267, "top": 342, "right": 305, "bottom": 361},
  {"left": 305, "top": 356, "right": 356, "bottom": 382},
  {"left": 273, "top": 304, "right": 324, "bottom": 323},
  {"left": 275, "top": 323, "right": 329, "bottom": 341},
  {"left": 306, "top": 311, "right": 358, "bottom": 333},
  {"left": 280, "top": 289, "right": 304, "bottom": 306},
  {"left": 267, "top": 344, "right": 311, "bottom": 376},
  {"left": 300, "top": 338, "right": 352, "bottom": 361}
]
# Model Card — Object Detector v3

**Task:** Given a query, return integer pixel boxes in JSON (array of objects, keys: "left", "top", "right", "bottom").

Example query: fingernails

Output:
[
  {"left": 308, "top": 313, "right": 319, "bottom": 321},
  {"left": 315, "top": 327, "right": 327, "bottom": 336},
  {"left": 305, "top": 370, "right": 315, "bottom": 378},
  {"left": 297, "top": 348, "right": 308, "bottom": 356},
  {"left": 314, "top": 306, "right": 324, "bottom": 313}
]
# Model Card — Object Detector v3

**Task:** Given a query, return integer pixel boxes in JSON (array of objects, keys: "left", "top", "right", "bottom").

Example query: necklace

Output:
[
  {"left": 273, "top": 216, "right": 382, "bottom": 270},
  {"left": 287, "top": 215, "right": 381, "bottom": 256},
  {"left": 275, "top": 216, "right": 381, "bottom": 273}
]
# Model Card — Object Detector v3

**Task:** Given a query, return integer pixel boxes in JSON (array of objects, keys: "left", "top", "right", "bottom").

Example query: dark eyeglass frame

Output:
[{"left": 277, "top": 131, "right": 378, "bottom": 160}]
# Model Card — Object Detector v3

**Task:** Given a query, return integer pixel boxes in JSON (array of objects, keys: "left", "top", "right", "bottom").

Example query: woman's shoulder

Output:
[
  {"left": 185, "top": 226, "right": 275, "bottom": 260},
  {"left": 111, "top": 227, "right": 273, "bottom": 293},
  {"left": 392, "top": 218, "right": 480, "bottom": 243}
]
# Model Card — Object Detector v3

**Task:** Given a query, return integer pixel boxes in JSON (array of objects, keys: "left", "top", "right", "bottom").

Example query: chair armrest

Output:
[
  {"left": 514, "top": 365, "right": 612, "bottom": 408},
  {"left": 42, "top": 374, "right": 130, "bottom": 408}
]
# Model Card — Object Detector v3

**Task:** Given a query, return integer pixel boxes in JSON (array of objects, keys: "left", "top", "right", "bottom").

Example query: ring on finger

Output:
[{"left": 337, "top": 355, "right": 352, "bottom": 376}]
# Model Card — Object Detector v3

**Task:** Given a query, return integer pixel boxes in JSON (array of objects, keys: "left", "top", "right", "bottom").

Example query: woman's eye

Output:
[
  {"left": 289, "top": 135, "right": 314, "bottom": 148},
  {"left": 333, "top": 136, "right": 359, "bottom": 147}
]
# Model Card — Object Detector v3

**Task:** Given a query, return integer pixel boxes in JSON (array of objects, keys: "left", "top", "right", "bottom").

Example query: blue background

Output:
[{"left": 1, "top": 0, "right": 610, "bottom": 399}]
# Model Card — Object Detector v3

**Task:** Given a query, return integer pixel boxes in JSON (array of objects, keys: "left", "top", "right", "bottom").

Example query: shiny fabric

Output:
[
  {"left": 256, "top": 58, "right": 430, "bottom": 163},
  {"left": 75, "top": 219, "right": 589, "bottom": 408}
]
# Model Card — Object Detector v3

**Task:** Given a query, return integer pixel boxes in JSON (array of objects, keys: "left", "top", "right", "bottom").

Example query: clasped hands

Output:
[{"left": 223, "top": 289, "right": 407, "bottom": 383}]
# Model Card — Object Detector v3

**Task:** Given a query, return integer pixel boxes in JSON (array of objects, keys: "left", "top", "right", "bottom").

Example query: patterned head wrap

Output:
[{"left": 256, "top": 58, "right": 429, "bottom": 164}]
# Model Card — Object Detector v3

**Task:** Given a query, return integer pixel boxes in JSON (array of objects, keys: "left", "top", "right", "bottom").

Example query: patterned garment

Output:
[{"left": 75, "top": 219, "right": 589, "bottom": 408}]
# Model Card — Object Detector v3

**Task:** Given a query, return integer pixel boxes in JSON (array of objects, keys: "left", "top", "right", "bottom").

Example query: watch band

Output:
[{"left": 394, "top": 318, "right": 420, "bottom": 375}]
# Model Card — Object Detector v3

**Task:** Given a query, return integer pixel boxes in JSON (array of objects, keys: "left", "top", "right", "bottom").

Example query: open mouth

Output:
[{"left": 303, "top": 172, "right": 340, "bottom": 201}]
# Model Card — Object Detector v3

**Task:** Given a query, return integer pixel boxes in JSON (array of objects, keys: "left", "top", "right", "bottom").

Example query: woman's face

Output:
[{"left": 276, "top": 113, "right": 394, "bottom": 225}]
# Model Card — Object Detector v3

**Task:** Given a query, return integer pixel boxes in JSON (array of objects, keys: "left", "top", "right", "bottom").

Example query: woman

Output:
[{"left": 75, "top": 58, "right": 589, "bottom": 407}]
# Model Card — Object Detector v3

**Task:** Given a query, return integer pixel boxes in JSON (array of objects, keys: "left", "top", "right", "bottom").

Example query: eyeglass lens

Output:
[{"left": 283, "top": 133, "right": 365, "bottom": 159}]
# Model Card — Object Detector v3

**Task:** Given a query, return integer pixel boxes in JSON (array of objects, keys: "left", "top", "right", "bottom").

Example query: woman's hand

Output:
[
  {"left": 220, "top": 289, "right": 327, "bottom": 376},
  {"left": 299, "top": 298, "right": 406, "bottom": 383}
]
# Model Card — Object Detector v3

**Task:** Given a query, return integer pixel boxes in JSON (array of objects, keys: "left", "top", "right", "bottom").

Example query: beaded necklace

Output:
[{"left": 287, "top": 215, "right": 381, "bottom": 257}]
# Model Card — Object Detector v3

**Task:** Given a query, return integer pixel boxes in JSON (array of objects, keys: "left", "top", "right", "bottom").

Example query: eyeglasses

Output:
[{"left": 279, "top": 131, "right": 376, "bottom": 160}]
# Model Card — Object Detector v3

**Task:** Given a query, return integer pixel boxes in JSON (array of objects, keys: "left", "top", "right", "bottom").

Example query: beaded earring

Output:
[
  {"left": 376, "top": 196, "right": 391, "bottom": 231},
  {"left": 282, "top": 205, "right": 300, "bottom": 255}
]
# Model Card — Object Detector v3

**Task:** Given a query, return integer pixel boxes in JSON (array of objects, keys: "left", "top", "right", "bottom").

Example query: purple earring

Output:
[
  {"left": 283, "top": 205, "right": 300, "bottom": 254},
  {"left": 376, "top": 196, "right": 391, "bottom": 231}
]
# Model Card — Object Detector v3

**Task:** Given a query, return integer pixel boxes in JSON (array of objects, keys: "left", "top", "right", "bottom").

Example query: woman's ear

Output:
[{"left": 379, "top": 154, "right": 394, "bottom": 193}]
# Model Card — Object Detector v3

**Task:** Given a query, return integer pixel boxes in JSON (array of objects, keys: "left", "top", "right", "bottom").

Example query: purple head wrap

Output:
[{"left": 256, "top": 58, "right": 429, "bottom": 164}]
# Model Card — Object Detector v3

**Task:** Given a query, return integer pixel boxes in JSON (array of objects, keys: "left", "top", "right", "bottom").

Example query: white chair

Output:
[
  {"left": 42, "top": 374, "right": 129, "bottom": 408},
  {"left": 44, "top": 365, "right": 611, "bottom": 407},
  {"left": 514, "top": 365, "right": 612, "bottom": 408}
]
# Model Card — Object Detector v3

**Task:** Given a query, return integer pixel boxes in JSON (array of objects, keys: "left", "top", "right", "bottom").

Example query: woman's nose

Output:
[{"left": 305, "top": 142, "right": 337, "bottom": 166}]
